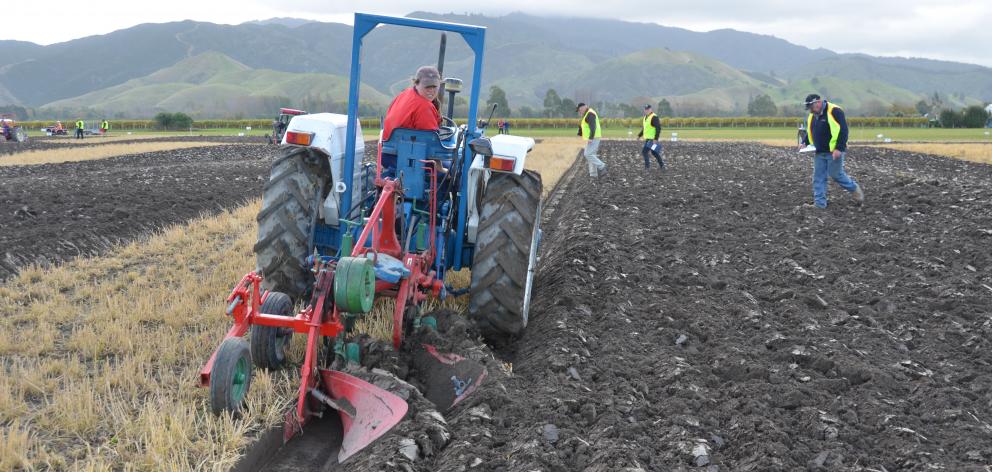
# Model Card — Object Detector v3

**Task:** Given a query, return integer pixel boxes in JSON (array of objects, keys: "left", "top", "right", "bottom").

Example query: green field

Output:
[
  {"left": 22, "top": 126, "right": 992, "bottom": 143},
  {"left": 24, "top": 128, "right": 273, "bottom": 138},
  {"left": 491, "top": 126, "right": 992, "bottom": 142}
]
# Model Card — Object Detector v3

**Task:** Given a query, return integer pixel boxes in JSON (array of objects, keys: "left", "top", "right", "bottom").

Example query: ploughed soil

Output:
[
  {"left": 314, "top": 141, "right": 992, "bottom": 472},
  {"left": 0, "top": 139, "right": 375, "bottom": 280},
  {"left": 4, "top": 139, "right": 992, "bottom": 470},
  {"left": 0, "top": 134, "right": 270, "bottom": 156},
  {"left": 0, "top": 144, "right": 274, "bottom": 279}
]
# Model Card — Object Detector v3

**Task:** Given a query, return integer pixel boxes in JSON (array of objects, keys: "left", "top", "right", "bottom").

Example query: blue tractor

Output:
[{"left": 201, "top": 13, "right": 542, "bottom": 462}]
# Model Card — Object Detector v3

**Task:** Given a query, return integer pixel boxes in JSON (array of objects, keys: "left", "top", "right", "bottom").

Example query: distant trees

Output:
[
  {"left": 938, "top": 109, "right": 960, "bottom": 128},
  {"left": 936, "top": 105, "right": 989, "bottom": 128},
  {"left": 960, "top": 105, "right": 990, "bottom": 128},
  {"left": 543, "top": 89, "right": 562, "bottom": 117},
  {"left": 887, "top": 103, "right": 917, "bottom": 117},
  {"left": 0, "top": 105, "right": 30, "bottom": 120},
  {"left": 486, "top": 86, "right": 510, "bottom": 117},
  {"left": 517, "top": 105, "right": 537, "bottom": 118},
  {"left": 559, "top": 98, "right": 576, "bottom": 117},
  {"left": 747, "top": 94, "right": 778, "bottom": 117},
  {"left": 657, "top": 99, "right": 674, "bottom": 117},
  {"left": 618, "top": 103, "right": 641, "bottom": 118},
  {"left": 154, "top": 112, "right": 194, "bottom": 130}
]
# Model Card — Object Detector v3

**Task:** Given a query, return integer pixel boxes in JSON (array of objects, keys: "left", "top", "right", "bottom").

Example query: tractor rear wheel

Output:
[
  {"left": 254, "top": 146, "right": 329, "bottom": 301},
  {"left": 468, "top": 170, "right": 543, "bottom": 342}
]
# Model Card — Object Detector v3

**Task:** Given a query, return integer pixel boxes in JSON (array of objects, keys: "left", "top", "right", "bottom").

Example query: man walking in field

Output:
[
  {"left": 576, "top": 102, "right": 607, "bottom": 178},
  {"left": 801, "top": 94, "right": 864, "bottom": 208},
  {"left": 75, "top": 119, "right": 85, "bottom": 139},
  {"left": 101, "top": 119, "right": 109, "bottom": 134},
  {"left": 637, "top": 104, "right": 665, "bottom": 170}
]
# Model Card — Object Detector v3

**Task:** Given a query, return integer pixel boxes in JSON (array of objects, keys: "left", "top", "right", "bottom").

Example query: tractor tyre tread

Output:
[
  {"left": 254, "top": 146, "right": 328, "bottom": 301},
  {"left": 468, "top": 170, "right": 542, "bottom": 342}
]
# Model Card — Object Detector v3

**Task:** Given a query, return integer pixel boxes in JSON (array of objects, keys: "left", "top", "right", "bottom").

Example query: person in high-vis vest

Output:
[
  {"left": 637, "top": 104, "right": 665, "bottom": 170},
  {"left": 801, "top": 94, "right": 863, "bottom": 208},
  {"left": 575, "top": 102, "right": 607, "bottom": 178},
  {"left": 101, "top": 119, "right": 109, "bottom": 134},
  {"left": 75, "top": 119, "right": 85, "bottom": 139}
]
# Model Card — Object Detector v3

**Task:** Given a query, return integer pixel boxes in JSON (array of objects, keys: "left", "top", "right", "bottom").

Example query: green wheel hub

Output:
[
  {"left": 334, "top": 257, "right": 375, "bottom": 313},
  {"left": 232, "top": 357, "right": 249, "bottom": 401},
  {"left": 209, "top": 337, "right": 253, "bottom": 416}
]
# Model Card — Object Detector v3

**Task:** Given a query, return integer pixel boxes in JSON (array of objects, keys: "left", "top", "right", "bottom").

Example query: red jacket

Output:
[{"left": 382, "top": 87, "right": 440, "bottom": 141}]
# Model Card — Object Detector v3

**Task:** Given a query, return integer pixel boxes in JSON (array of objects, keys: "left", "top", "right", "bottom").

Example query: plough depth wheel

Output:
[
  {"left": 334, "top": 257, "right": 375, "bottom": 313},
  {"left": 250, "top": 291, "right": 294, "bottom": 370},
  {"left": 209, "top": 337, "right": 253, "bottom": 416}
]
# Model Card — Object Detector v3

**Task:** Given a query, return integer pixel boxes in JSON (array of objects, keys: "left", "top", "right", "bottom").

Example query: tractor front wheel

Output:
[
  {"left": 209, "top": 337, "right": 253, "bottom": 416},
  {"left": 468, "top": 170, "right": 543, "bottom": 342}
]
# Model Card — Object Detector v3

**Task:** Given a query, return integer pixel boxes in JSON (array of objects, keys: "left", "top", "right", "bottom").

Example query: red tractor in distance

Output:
[
  {"left": 1, "top": 115, "right": 27, "bottom": 142},
  {"left": 268, "top": 108, "right": 307, "bottom": 144}
]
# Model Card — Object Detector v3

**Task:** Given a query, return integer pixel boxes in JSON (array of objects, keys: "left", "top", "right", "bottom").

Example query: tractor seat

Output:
[
  {"left": 381, "top": 128, "right": 456, "bottom": 153},
  {"left": 380, "top": 128, "right": 456, "bottom": 174}
]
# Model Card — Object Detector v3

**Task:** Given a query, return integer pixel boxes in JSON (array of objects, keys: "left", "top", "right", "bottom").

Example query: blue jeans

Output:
[
  {"left": 641, "top": 140, "right": 664, "bottom": 168},
  {"left": 812, "top": 152, "right": 858, "bottom": 208}
]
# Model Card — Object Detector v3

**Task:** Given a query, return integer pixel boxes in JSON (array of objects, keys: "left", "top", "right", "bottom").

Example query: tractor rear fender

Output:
[
  {"left": 469, "top": 134, "right": 534, "bottom": 175},
  {"left": 464, "top": 134, "right": 535, "bottom": 244},
  {"left": 283, "top": 113, "right": 365, "bottom": 227}
]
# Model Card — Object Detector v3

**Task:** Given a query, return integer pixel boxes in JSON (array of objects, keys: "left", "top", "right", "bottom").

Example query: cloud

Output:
[
  {"left": 3, "top": 0, "right": 991, "bottom": 66},
  {"left": 289, "top": 0, "right": 992, "bottom": 66}
]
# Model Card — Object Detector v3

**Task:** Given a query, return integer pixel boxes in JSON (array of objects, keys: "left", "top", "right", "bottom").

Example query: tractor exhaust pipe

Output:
[{"left": 437, "top": 33, "right": 447, "bottom": 109}]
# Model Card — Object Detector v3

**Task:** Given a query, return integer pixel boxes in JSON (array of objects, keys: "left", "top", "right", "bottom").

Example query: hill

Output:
[
  {"left": 3, "top": 12, "right": 991, "bottom": 117},
  {"left": 41, "top": 52, "right": 389, "bottom": 118}
]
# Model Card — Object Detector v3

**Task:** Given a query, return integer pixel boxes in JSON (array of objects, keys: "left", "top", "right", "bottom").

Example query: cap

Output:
[
  {"left": 644, "top": 104, "right": 652, "bottom": 110},
  {"left": 803, "top": 94, "right": 821, "bottom": 108},
  {"left": 415, "top": 66, "right": 441, "bottom": 87},
  {"left": 575, "top": 102, "right": 587, "bottom": 112}
]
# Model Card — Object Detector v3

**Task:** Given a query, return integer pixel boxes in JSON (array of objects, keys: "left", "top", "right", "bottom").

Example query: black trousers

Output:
[{"left": 642, "top": 140, "right": 664, "bottom": 168}]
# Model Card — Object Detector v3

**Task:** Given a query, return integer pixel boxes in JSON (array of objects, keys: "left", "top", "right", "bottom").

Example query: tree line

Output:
[{"left": 481, "top": 87, "right": 991, "bottom": 127}]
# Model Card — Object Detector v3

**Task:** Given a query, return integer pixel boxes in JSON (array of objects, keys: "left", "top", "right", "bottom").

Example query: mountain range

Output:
[{"left": 1, "top": 12, "right": 989, "bottom": 118}]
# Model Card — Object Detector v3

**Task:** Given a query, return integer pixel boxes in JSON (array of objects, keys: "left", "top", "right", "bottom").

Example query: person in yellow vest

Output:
[
  {"left": 637, "top": 104, "right": 665, "bottom": 170},
  {"left": 100, "top": 119, "right": 109, "bottom": 134},
  {"left": 575, "top": 102, "right": 607, "bottom": 178},
  {"left": 800, "top": 94, "right": 863, "bottom": 208},
  {"left": 75, "top": 119, "right": 85, "bottom": 139}
]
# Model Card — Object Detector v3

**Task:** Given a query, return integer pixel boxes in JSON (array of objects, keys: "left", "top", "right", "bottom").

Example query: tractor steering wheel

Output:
[{"left": 438, "top": 116, "right": 457, "bottom": 141}]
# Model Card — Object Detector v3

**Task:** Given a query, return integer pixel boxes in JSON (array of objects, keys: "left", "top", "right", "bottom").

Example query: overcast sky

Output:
[{"left": 5, "top": 0, "right": 991, "bottom": 67}]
